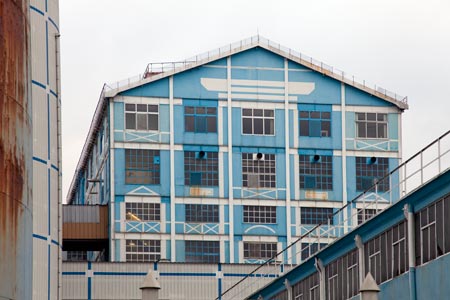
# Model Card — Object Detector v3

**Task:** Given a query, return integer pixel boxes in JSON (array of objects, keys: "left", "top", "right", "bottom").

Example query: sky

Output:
[{"left": 60, "top": 0, "right": 450, "bottom": 199}]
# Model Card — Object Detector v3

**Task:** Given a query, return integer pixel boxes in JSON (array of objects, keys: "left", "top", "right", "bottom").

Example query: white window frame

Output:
[{"left": 241, "top": 108, "right": 275, "bottom": 136}]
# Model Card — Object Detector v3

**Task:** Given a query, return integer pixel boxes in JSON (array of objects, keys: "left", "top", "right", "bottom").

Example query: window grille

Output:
[
  {"left": 125, "top": 203, "right": 160, "bottom": 222},
  {"left": 300, "top": 207, "right": 334, "bottom": 225},
  {"left": 125, "top": 149, "right": 160, "bottom": 184},
  {"left": 355, "top": 157, "right": 389, "bottom": 191},
  {"left": 242, "top": 153, "right": 276, "bottom": 188},
  {"left": 357, "top": 208, "right": 381, "bottom": 225},
  {"left": 243, "top": 205, "right": 277, "bottom": 224},
  {"left": 185, "top": 204, "right": 219, "bottom": 223},
  {"left": 125, "top": 239, "right": 160, "bottom": 262},
  {"left": 301, "top": 243, "right": 328, "bottom": 261},
  {"left": 243, "top": 242, "right": 278, "bottom": 260},
  {"left": 185, "top": 241, "right": 220, "bottom": 263},
  {"left": 299, "top": 155, "right": 333, "bottom": 190},
  {"left": 184, "top": 151, "right": 218, "bottom": 186}
]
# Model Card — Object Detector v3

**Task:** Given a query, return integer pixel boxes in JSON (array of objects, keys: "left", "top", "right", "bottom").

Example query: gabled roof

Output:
[
  {"left": 105, "top": 35, "right": 408, "bottom": 110},
  {"left": 66, "top": 36, "right": 408, "bottom": 203}
]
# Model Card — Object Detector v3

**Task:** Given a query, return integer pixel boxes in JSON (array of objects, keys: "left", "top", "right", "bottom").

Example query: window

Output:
[
  {"left": 125, "top": 203, "right": 160, "bottom": 222},
  {"left": 185, "top": 204, "right": 219, "bottom": 223},
  {"left": 357, "top": 208, "right": 381, "bottom": 225},
  {"left": 292, "top": 272, "right": 320, "bottom": 300},
  {"left": 301, "top": 207, "right": 334, "bottom": 225},
  {"left": 356, "top": 112, "right": 387, "bottom": 139},
  {"left": 64, "top": 251, "right": 87, "bottom": 262},
  {"left": 325, "top": 249, "right": 359, "bottom": 300},
  {"left": 243, "top": 242, "right": 277, "bottom": 260},
  {"left": 301, "top": 243, "right": 328, "bottom": 261},
  {"left": 125, "top": 103, "right": 158, "bottom": 131},
  {"left": 356, "top": 157, "right": 389, "bottom": 192},
  {"left": 184, "top": 106, "right": 217, "bottom": 133},
  {"left": 125, "top": 239, "right": 160, "bottom": 262},
  {"left": 299, "top": 111, "right": 331, "bottom": 137},
  {"left": 243, "top": 205, "right": 277, "bottom": 224},
  {"left": 242, "top": 108, "right": 274, "bottom": 135},
  {"left": 364, "top": 220, "right": 408, "bottom": 284},
  {"left": 242, "top": 153, "right": 276, "bottom": 188},
  {"left": 415, "top": 194, "right": 450, "bottom": 266},
  {"left": 184, "top": 151, "right": 218, "bottom": 186},
  {"left": 125, "top": 149, "right": 160, "bottom": 184},
  {"left": 299, "top": 155, "right": 333, "bottom": 190},
  {"left": 185, "top": 241, "right": 220, "bottom": 263}
]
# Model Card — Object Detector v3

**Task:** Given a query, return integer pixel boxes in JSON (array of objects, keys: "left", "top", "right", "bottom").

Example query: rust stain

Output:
[{"left": 0, "top": 0, "right": 31, "bottom": 297}]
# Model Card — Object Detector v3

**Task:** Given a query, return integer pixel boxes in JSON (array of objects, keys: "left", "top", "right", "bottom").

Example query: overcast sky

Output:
[{"left": 60, "top": 0, "right": 450, "bottom": 199}]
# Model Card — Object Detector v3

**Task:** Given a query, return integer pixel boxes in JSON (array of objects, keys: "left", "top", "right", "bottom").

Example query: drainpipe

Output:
[
  {"left": 140, "top": 269, "right": 160, "bottom": 300},
  {"left": 315, "top": 258, "right": 325, "bottom": 300},
  {"left": 284, "top": 279, "right": 292, "bottom": 300},
  {"left": 404, "top": 204, "right": 417, "bottom": 300},
  {"left": 355, "top": 235, "right": 365, "bottom": 287}
]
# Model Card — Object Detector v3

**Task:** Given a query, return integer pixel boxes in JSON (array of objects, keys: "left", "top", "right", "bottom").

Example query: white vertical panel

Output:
[{"left": 31, "top": 0, "right": 61, "bottom": 298}]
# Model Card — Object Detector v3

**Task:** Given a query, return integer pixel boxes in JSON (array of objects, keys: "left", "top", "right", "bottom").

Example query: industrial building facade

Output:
[{"left": 66, "top": 37, "right": 408, "bottom": 265}]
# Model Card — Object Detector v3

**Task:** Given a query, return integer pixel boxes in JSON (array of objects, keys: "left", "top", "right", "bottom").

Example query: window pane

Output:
[
  {"left": 137, "top": 114, "right": 147, "bottom": 130},
  {"left": 300, "top": 120, "right": 309, "bottom": 136},
  {"left": 148, "top": 105, "right": 158, "bottom": 112},
  {"left": 254, "top": 109, "right": 263, "bottom": 117},
  {"left": 125, "top": 104, "right": 135, "bottom": 111},
  {"left": 300, "top": 111, "right": 309, "bottom": 118},
  {"left": 310, "top": 120, "right": 321, "bottom": 137},
  {"left": 148, "top": 115, "right": 158, "bottom": 130},
  {"left": 311, "top": 112, "right": 320, "bottom": 119},
  {"left": 356, "top": 113, "right": 365, "bottom": 121},
  {"left": 367, "top": 113, "right": 376, "bottom": 121},
  {"left": 185, "top": 106, "right": 194, "bottom": 114},
  {"left": 126, "top": 113, "right": 136, "bottom": 130},
  {"left": 243, "top": 118, "right": 252, "bottom": 134},
  {"left": 378, "top": 123, "right": 387, "bottom": 138},
  {"left": 196, "top": 116, "right": 207, "bottom": 132},
  {"left": 264, "top": 110, "right": 274, "bottom": 117},
  {"left": 137, "top": 104, "right": 147, "bottom": 112},
  {"left": 264, "top": 119, "right": 274, "bottom": 135},
  {"left": 321, "top": 121, "right": 330, "bottom": 137},
  {"left": 185, "top": 116, "right": 195, "bottom": 132},
  {"left": 357, "top": 123, "right": 366, "bottom": 138},
  {"left": 196, "top": 107, "right": 205, "bottom": 114},
  {"left": 242, "top": 109, "right": 252, "bottom": 116},
  {"left": 377, "top": 113, "right": 387, "bottom": 121},
  {"left": 207, "top": 107, "right": 216, "bottom": 114},
  {"left": 367, "top": 123, "right": 377, "bottom": 138},
  {"left": 254, "top": 118, "right": 264, "bottom": 134},
  {"left": 207, "top": 116, "right": 217, "bottom": 133},
  {"left": 321, "top": 112, "right": 331, "bottom": 119}
]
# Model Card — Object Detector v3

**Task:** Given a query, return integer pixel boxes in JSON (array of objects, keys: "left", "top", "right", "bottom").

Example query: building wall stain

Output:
[{"left": 0, "top": 0, "right": 32, "bottom": 299}]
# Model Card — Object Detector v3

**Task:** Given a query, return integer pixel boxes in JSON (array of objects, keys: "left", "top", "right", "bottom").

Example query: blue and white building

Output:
[{"left": 66, "top": 36, "right": 408, "bottom": 265}]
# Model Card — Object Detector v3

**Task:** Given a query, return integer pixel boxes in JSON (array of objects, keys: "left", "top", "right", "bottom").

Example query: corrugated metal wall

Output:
[
  {"left": 30, "top": 0, "right": 61, "bottom": 299},
  {"left": 63, "top": 206, "right": 108, "bottom": 239},
  {"left": 62, "top": 262, "right": 292, "bottom": 300},
  {"left": 0, "top": 0, "right": 33, "bottom": 299}
]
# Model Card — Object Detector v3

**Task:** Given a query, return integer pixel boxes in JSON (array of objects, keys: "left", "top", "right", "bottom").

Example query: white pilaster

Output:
[
  {"left": 227, "top": 56, "right": 235, "bottom": 263},
  {"left": 284, "top": 59, "right": 292, "bottom": 263},
  {"left": 341, "top": 83, "right": 349, "bottom": 233},
  {"left": 169, "top": 76, "right": 176, "bottom": 261},
  {"left": 110, "top": 98, "right": 116, "bottom": 261}
]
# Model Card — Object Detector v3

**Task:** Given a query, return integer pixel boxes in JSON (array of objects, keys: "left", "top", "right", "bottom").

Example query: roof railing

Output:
[
  {"left": 105, "top": 35, "right": 407, "bottom": 105},
  {"left": 218, "top": 129, "right": 450, "bottom": 300}
]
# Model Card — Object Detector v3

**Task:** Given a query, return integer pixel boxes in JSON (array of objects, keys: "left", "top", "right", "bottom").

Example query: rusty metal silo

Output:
[{"left": 0, "top": 0, "right": 33, "bottom": 299}]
